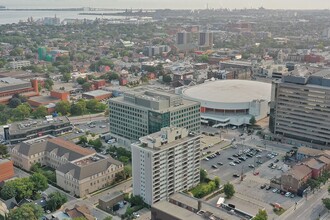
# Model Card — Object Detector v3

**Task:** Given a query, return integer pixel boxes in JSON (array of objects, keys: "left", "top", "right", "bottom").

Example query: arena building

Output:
[{"left": 182, "top": 80, "right": 271, "bottom": 127}]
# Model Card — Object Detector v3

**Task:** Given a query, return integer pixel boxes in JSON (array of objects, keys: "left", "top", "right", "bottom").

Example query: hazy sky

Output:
[{"left": 1, "top": 0, "right": 330, "bottom": 9}]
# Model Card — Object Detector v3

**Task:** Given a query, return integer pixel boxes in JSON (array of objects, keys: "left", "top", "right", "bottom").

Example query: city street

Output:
[{"left": 279, "top": 183, "right": 330, "bottom": 220}]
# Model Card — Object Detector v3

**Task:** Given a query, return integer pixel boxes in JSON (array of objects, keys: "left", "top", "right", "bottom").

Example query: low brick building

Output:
[
  {"left": 82, "top": 90, "right": 112, "bottom": 101},
  {"left": 281, "top": 164, "right": 312, "bottom": 193},
  {"left": 0, "top": 159, "right": 14, "bottom": 182}
]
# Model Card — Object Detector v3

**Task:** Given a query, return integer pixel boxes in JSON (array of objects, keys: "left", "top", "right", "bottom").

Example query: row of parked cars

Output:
[
  {"left": 204, "top": 151, "right": 221, "bottom": 161},
  {"left": 260, "top": 184, "right": 295, "bottom": 198}
]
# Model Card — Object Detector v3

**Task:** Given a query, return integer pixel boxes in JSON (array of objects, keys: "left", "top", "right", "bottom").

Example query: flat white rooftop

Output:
[{"left": 183, "top": 80, "right": 271, "bottom": 103}]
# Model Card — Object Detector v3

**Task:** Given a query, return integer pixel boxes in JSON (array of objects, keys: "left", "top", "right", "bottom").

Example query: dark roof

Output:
[
  {"left": 2, "top": 197, "right": 17, "bottom": 209},
  {"left": 57, "top": 156, "right": 122, "bottom": 180}
]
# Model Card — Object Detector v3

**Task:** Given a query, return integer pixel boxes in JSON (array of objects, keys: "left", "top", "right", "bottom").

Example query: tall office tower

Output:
[
  {"left": 131, "top": 127, "right": 200, "bottom": 205},
  {"left": 269, "top": 69, "right": 330, "bottom": 147},
  {"left": 198, "top": 32, "right": 214, "bottom": 49},
  {"left": 109, "top": 90, "right": 200, "bottom": 147},
  {"left": 176, "top": 32, "right": 194, "bottom": 51}
]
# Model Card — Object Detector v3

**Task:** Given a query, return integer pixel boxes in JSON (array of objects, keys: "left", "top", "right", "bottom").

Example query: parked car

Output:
[
  {"left": 272, "top": 188, "right": 279, "bottom": 193},
  {"left": 260, "top": 184, "right": 266, "bottom": 189},
  {"left": 268, "top": 163, "right": 274, "bottom": 168},
  {"left": 274, "top": 159, "right": 279, "bottom": 163},
  {"left": 233, "top": 154, "right": 239, "bottom": 157},
  {"left": 285, "top": 192, "right": 291, "bottom": 197},
  {"left": 217, "top": 162, "right": 223, "bottom": 166},
  {"left": 229, "top": 162, "right": 236, "bottom": 166},
  {"left": 211, "top": 165, "right": 218, "bottom": 169},
  {"left": 233, "top": 174, "right": 240, "bottom": 178},
  {"left": 228, "top": 157, "right": 234, "bottom": 160},
  {"left": 256, "top": 155, "right": 262, "bottom": 158},
  {"left": 248, "top": 164, "right": 255, "bottom": 168},
  {"left": 204, "top": 158, "right": 209, "bottom": 161},
  {"left": 266, "top": 186, "right": 271, "bottom": 190}
]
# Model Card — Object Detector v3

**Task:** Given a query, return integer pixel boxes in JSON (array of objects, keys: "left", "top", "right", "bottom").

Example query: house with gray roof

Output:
[{"left": 9, "top": 135, "right": 123, "bottom": 197}]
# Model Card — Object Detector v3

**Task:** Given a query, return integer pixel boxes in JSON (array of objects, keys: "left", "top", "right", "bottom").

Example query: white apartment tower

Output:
[{"left": 131, "top": 127, "right": 200, "bottom": 205}]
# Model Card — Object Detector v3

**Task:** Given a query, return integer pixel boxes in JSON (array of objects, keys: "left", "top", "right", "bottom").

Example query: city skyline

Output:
[{"left": 1, "top": 0, "right": 330, "bottom": 10}]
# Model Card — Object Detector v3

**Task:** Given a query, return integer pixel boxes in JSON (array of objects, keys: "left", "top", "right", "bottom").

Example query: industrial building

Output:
[
  {"left": 131, "top": 127, "right": 200, "bottom": 205},
  {"left": 9, "top": 135, "right": 123, "bottom": 197},
  {"left": 4, "top": 116, "right": 72, "bottom": 144},
  {"left": 82, "top": 90, "right": 112, "bottom": 101},
  {"left": 270, "top": 69, "right": 330, "bottom": 148},
  {"left": 0, "top": 77, "right": 39, "bottom": 104},
  {"left": 182, "top": 80, "right": 271, "bottom": 127},
  {"left": 109, "top": 89, "right": 200, "bottom": 147},
  {"left": 28, "top": 90, "right": 69, "bottom": 113}
]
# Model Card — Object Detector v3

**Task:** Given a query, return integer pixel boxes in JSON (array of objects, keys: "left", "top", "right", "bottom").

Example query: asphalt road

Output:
[{"left": 279, "top": 183, "right": 330, "bottom": 220}]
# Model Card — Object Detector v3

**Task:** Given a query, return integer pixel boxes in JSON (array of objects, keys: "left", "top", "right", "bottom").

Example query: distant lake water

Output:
[{"left": 0, "top": 10, "right": 125, "bottom": 24}]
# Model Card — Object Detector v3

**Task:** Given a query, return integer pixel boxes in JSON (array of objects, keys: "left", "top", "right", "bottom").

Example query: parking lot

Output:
[
  {"left": 202, "top": 144, "right": 274, "bottom": 182},
  {"left": 203, "top": 143, "right": 302, "bottom": 219}
]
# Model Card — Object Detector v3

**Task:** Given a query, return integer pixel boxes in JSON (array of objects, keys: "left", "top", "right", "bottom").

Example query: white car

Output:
[
  {"left": 285, "top": 192, "right": 291, "bottom": 197},
  {"left": 204, "top": 158, "right": 209, "bottom": 161},
  {"left": 256, "top": 155, "right": 262, "bottom": 158},
  {"left": 229, "top": 162, "right": 236, "bottom": 166},
  {"left": 133, "top": 212, "right": 140, "bottom": 218},
  {"left": 272, "top": 188, "right": 278, "bottom": 193}
]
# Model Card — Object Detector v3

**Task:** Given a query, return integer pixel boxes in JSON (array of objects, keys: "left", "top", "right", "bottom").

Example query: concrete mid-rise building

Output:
[
  {"left": 9, "top": 60, "right": 31, "bottom": 69},
  {"left": 270, "top": 69, "right": 330, "bottom": 148},
  {"left": 198, "top": 32, "right": 213, "bottom": 50},
  {"left": 131, "top": 127, "right": 201, "bottom": 205},
  {"left": 109, "top": 89, "right": 200, "bottom": 147},
  {"left": 143, "top": 45, "right": 170, "bottom": 57}
]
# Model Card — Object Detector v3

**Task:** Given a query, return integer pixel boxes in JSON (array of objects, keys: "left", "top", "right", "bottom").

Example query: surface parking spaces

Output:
[{"left": 201, "top": 145, "right": 273, "bottom": 182}]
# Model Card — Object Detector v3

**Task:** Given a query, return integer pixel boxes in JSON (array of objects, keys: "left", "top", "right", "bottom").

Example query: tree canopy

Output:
[
  {"left": 223, "top": 182, "right": 235, "bottom": 199},
  {"left": 253, "top": 209, "right": 268, "bottom": 220},
  {"left": 46, "top": 192, "right": 68, "bottom": 211},
  {"left": 8, "top": 203, "right": 44, "bottom": 220}
]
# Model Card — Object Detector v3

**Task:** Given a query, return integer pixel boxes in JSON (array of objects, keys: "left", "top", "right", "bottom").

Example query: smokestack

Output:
[
  {"left": 198, "top": 200, "right": 202, "bottom": 211},
  {"left": 31, "top": 79, "right": 39, "bottom": 95}
]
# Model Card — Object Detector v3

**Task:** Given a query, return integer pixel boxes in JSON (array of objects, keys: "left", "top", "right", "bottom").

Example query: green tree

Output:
[
  {"left": 118, "top": 156, "right": 130, "bottom": 165},
  {"left": 328, "top": 185, "right": 330, "bottom": 194},
  {"left": 108, "top": 72, "right": 119, "bottom": 81},
  {"left": 200, "top": 169, "right": 208, "bottom": 183},
  {"left": 62, "top": 72, "right": 71, "bottom": 82},
  {"left": 0, "top": 183, "right": 16, "bottom": 200},
  {"left": 82, "top": 82, "right": 92, "bottom": 91},
  {"left": 124, "top": 165, "right": 132, "bottom": 178},
  {"left": 163, "top": 75, "right": 172, "bottom": 83},
  {"left": 70, "top": 100, "right": 86, "bottom": 115},
  {"left": 86, "top": 99, "right": 98, "bottom": 111},
  {"left": 44, "top": 79, "right": 54, "bottom": 91},
  {"left": 8, "top": 98, "right": 21, "bottom": 108},
  {"left": 198, "top": 54, "right": 209, "bottom": 63},
  {"left": 12, "top": 104, "right": 31, "bottom": 120},
  {"left": 78, "top": 136, "right": 88, "bottom": 146},
  {"left": 29, "top": 173, "right": 48, "bottom": 192},
  {"left": 253, "top": 209, "right": 268, "bottom": 220},
  {"left": 224, "top": 182, "right": 235, "bottom": 199},
  {"left": 8, "top": 203, "right": 44, "bottom": 220},
  {"left": 0, "top": 144, "right": 8, "bottom": 157},
  {"left": 32, "top": 106, "right": 48, "bottom": 118},
  {"left": 249, "top": 116, "right": 256, "bottom": 126},
  {"left": 214, "top": 177, "right": 221, "bottom": 189},
  {"left": 323, "top": 198, "right": 330, "bottom": 210},
  {"left": 55, "top": 101, "right": 71, "bottom": 115},
  {"left": 46, "top": 192, "right": 68, "bottom": 211},
  {"left": 76, "top": 77, "right": 86, "bottom": 85}
]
